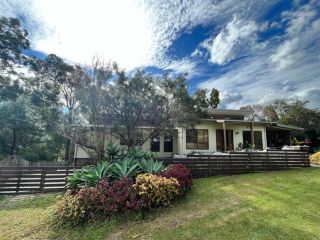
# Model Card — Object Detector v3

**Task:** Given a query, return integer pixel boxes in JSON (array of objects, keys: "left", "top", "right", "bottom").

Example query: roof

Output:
[
  {"left": 266, "top": 123, "right": 304, "bottom": 131},
  {"left": 202, "top": 108, "right": 253, "bottom": 117},
  {"left": 201, "top": 119, "right": 304, "bottom": 131}
]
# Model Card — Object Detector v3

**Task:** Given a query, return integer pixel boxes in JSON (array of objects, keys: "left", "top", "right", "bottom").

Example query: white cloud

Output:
[
  {"left": 270, "top": 3, "right": 320, "bottom": 70},
  {"left": 158, "top": 58, "right": 200, "bottom": 76},
  {"left": 0, "top": 0, "right": 278, "bottom": 70},
  {"left": 198, "top": 1, "right": 320, "bottom": 109},
  {"left": 209, "top": 16, "right": 259, "bottom": 65},
  {"left": 0, "top": 0, "right": 154, "bottom": 69}
]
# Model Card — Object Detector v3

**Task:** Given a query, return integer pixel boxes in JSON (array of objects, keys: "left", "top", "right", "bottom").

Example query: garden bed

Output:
[{"left": 1, "top": 168, "right": 320, "bottom": 239}]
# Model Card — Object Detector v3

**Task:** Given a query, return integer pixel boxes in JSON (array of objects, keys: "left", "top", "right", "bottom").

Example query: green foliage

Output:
[
  {"left": 67, "top": 161, "right": 113, "bottom": 189},
  {"left": 235, "top": 142, "right": 255, "bottom": 152},
  {"left": 208, "top": 88, "right": 220, "bottom": 108},
  {"left": 193, "top": 88, "right": 220, "bottom": 111},
  {"left": 139, "top": 158, "right": 165, "bottom": 173},
  {"left": 127, "top": 146, "right": 156, "bottom": 161},
  {"left": 193, "top": 89, "right": 208, "bottom": 111},
  {"left": 66, "top": 171, "right": 84, "bottom": 189},
  {"left": 112, "top": 158, "right": 140, "bottom": 179},
  {"left": 105, "top": 141, "right": 123, "bottom": 161}
]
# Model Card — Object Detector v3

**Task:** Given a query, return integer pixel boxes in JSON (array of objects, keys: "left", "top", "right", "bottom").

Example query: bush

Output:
[
  {"left": 134, "top": 173, "right": 180, "bottom": 208},
  {"left": 161, "top": 164, "right": 192, "bottom": 194},
  {"left": 107, "top": 177, "right": 143, "bottom": 212},
  {"left": 54, "top": 186, "right": 101, "bottom": 225},
  {"left": 310, "top": 152, "right": 320, "bottom": 165},
  {"left": 55, "top": 178, "right": 143, "bottom": 225},
  {"left": 139, "top": 158, "right": 165, "bottom": 173},
  {"left": 66, "top": 161, "right": 113, "bottom": 189}
]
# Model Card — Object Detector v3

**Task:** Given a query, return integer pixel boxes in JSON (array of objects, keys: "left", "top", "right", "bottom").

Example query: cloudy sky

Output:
[{"left": 1, "top": 0, "right": 320, "bottom": 109}]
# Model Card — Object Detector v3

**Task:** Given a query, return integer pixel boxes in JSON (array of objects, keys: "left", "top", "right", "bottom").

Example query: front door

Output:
[{"left": 216, "top": 129, "right": 234, "bottom": 152}]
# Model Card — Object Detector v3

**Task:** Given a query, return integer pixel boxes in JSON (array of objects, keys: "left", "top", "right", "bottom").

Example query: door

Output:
[{"left": 216, "top": 129, "right": 234, "bottom": 152}]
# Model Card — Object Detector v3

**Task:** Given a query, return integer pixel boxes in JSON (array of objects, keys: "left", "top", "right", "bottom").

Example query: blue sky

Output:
[{"left": 1, "top": 0, "right": 320, "bottom": 109}]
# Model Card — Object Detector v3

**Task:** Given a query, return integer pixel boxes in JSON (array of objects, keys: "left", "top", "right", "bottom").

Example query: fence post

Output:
[
  {"left": 16, "top": 170, "right": 22, "bottom": 194},
  {"left": 40, "top": 168, "right": 46, "bottom": 192},
  {"left": 229, "top": 153, "right": 232, "bottom": 173},
  {"left": 266, "top": 150, "right": 269, "bottom": 170},
  {"left": 285, "top": 151, "right": 288, "bottom": 169},
  {"left": 65, "top": 167, "right": 70, "bottom": 187}
]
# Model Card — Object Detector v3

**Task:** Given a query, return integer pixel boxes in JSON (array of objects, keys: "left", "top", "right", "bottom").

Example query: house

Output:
[{"left": 74, "top": 108, "right": 303, "bottom": 162}]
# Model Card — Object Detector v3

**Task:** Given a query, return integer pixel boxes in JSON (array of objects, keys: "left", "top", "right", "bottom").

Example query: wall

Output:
[
  {"left": 176, "top": 120, "right": 267, "bottom": 155},
  {"left": 74, "top": 121, "right": 267, "bottom": 159},
  {"left": 74, "top": 130, "right": 178, "bottom": 160}
]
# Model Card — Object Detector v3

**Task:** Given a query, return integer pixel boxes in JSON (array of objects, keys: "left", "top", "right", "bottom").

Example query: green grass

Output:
[{"left": 1, "top": 168, "right": 320, "bottom": 240}]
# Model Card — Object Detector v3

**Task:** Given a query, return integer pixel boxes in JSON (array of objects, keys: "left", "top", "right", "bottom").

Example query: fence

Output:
[
  {"left": 0, "top": 157, "right": 72, "bottom": 167},
  {"left": 0, "top": 150, "right": 310, "bottom": 195},
  {"left": 158, "top": 150, "right": 310, "bottom": 178},
  {"left": 0, "top": 166, "right": 81, "bottom": 195}
]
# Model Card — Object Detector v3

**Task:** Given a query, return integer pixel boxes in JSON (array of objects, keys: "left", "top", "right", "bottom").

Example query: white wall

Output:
[
  {"left": 74, "top": 130, "right": 177, "bottom": 159},
  {"left": 74, "top": 121, "right": 267, "bottom": 159},
  {"left": 177, "top": 120, "right": 267, "bottom": 155}
]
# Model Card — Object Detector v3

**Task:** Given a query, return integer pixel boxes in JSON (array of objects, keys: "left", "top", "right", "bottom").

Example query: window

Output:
[
  {"left": 242, "top": 131, "right": 263, "bottom": 150},
  {"left": 164, "top": 135, "right": 173, "bottom": 152},
  {"left": 186, "top": 129, "right": 209, "bottom": 150},
  {"left": 150, "top": 136, "right": 160, "bottom": 152}
]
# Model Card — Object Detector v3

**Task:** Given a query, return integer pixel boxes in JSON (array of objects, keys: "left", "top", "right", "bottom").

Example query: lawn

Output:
[{"left": 1, "top": 168, "right": 320, "bottom": 240}]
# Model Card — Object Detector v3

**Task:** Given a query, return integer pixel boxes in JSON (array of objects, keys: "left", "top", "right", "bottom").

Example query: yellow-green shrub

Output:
[
  {"left": 310, "top": 152, "right": 320, "bottom": 165},
  {"left": 133, "top": 173, "right": 180, "bottom": 208},
  {"left": 54, "top": 187, "right": 100, "bottom": 225}
]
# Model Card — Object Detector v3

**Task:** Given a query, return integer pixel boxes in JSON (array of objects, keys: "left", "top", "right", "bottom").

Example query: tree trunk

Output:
[
  {"left": 10, "top": 128, "right": 17, "bottom": 159},
  {"left": 64, "top": 138, "right": 70, "bottom": 162}
]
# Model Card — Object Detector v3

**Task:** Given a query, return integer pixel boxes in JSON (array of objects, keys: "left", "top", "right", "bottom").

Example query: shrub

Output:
[
  {"left": 107, "top": 177, "right": 143, "bottom": 212},
  {"left": 134, "top": 173, "right": 180, "bottom": 208},
  {"left": 67, "top": 161, "right": 113, "bottom": 189},
  {"left": 139, "top": 158, "right": 165, "bottom": 173},
  {"left": 161, "top": 164, "right": 192, "bottom": 194},
  {"left": 55, "top": 178, "right": 143, "bottom": 225},
  {"left": 105, "top": 141, "right": 123, "bottom": 161},
  {"left": 127, "top": 146, "right": 156, "bottom": 161},
  {"left": 112, "top": 157, "right": 140, "bottom": 179},
  {"left": 54, "top": 186, "right": 102, "bottom": 225},
  {"left": 310, "top": 152, "right": 320, "bottom": 165}
]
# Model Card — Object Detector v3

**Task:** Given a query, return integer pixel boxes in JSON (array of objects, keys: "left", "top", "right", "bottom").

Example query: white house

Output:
[{"left": 74, "top": 109, "right": 303, "bottom": 161}]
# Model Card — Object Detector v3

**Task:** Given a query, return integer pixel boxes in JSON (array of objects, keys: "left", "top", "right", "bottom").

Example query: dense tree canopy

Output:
[
  {"left": 240, "top": 99, "right": 320, "bottom": 147},
  {"left": 1, "top": 17, "right": 200, "bottom": 162}
]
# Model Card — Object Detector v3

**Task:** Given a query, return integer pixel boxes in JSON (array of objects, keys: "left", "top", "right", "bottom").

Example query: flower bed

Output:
[{"left": 53, "top": 146, "right": 193, "bottom": 225}]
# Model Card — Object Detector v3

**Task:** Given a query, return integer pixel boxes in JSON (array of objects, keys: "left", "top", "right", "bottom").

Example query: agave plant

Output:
[
  {"left": 139, "top": 158, "right": 165, "bottom": 173},
  {"left": 66, "top": 170, "right": 84, "bottom": 189},
  {"left": 105, "top": 141, "right": 123, "bottom": 161},
  {"left": 126, "top": 146, "right": 147, "bottom": 160},
  {"left": 66, "top": 161, "right": 113, "bottom": 189},
  {"left": 112, "top": 157, "right": 140, "bottom": 179}
]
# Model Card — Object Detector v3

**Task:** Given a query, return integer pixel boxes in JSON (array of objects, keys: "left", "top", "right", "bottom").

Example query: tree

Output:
[
  {"left": 193, "top": 88, "right": 220, "bottom": 111},
  {"left": 208, "top": 88, "right": 220, "bottom": 108},
  {"left": 99, "top": 70, "right": 199, "bottom": 149},
  {"left": 34, "top": 54, "right": 88, "bottom": 161},
  {"left": 240, "top": 99, "right": 320, "bottom": 149},
  {"left": 194, "top": 89, "right": 208, "bottom": 111},
  {"left": 0, "top": 17, "right": 65, "bottom": 162}
]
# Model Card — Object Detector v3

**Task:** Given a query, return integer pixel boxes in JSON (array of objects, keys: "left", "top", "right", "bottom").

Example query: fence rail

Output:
[
  {"left": 0, "top": 166, "right": 81, "bottom": 195},
  {"left": 158, "top": 150, "right": 310, "bottom": 178},
  {"left": 0, "top": 150, "right": 310, "bottom": 195}
]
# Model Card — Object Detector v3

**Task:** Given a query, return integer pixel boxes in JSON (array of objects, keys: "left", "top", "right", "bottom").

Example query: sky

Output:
[{"left": 1, "top": 0, "right": 320, "bottom": 109}]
